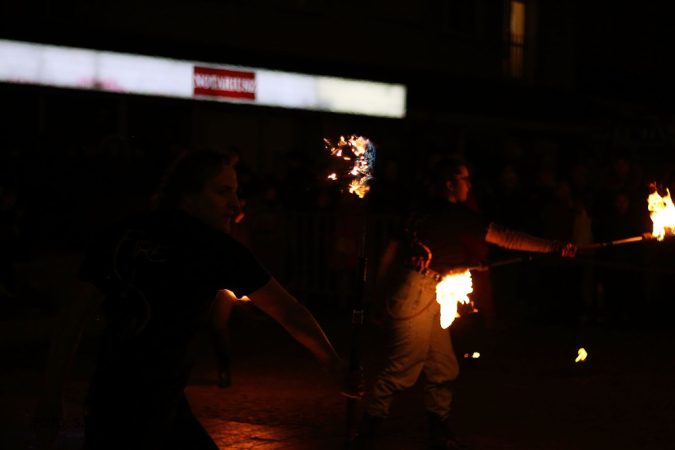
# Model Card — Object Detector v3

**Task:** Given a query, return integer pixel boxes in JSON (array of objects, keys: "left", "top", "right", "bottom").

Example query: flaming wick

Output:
[
  {"left": 648, "top": 183, "right": 675, "bottom": 241},
  {"left": 324, "top": 135, "right": 376, "bottom": 198},
  {"left": 575, "top": 348, "right": 588, "bottom": 363}
]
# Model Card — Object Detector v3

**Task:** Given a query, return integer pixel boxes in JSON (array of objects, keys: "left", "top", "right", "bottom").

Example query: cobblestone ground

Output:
[{"left": 2, "top": 304, "right": 675, "bottom": 449}]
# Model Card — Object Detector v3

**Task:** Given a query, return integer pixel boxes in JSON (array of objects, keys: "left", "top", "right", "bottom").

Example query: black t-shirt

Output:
[
  {"left": 405, "top": 197, "right": 490, "bottom": 273},
  {"left": 78, "top": 210, "right": 271, "bottom": 403}
]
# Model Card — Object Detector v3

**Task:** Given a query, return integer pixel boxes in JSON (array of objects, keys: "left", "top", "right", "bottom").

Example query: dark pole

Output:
[
  {"left": 345, "top": 207, "right": 368, "bottom": 443},
  {"left": 323, "top": 135, "right": 375, "bottom": 444},
  {"left": 465, "top": 255, "right": 534, "bottom": 272}
]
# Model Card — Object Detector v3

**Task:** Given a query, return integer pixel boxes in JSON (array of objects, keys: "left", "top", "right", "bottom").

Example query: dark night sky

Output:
[
  {"left": 2, "top": 1, "right": 675, "bottom": 105},
  {"left": 574, "top": 3, "right": 675, "bottom": 104}
]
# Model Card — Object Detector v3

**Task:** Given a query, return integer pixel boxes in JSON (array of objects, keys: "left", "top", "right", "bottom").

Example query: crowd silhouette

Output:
[{"left": 1, "top": 129, "right": 675, "bottom": 328}]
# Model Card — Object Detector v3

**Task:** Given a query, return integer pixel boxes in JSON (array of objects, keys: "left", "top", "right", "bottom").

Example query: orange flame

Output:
[
  {"left": 648, "top": 184, "right": 675, "bottom": 241},
  {"left": 324, "top": 135, "right": 375, "bottom": 198},
  {"left": 575, "top": 348, "right": 587, "bottom": 362},
  {"left": 435, "top": 270, "right": 473, "bottom": 329}
]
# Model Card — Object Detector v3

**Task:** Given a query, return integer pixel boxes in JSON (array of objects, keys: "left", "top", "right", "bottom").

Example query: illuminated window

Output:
[{"left": 505, "top": 0, "right": 526, "bottom": 79}]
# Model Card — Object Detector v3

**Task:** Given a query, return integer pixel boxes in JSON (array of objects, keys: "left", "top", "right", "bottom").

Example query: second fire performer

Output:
[{"left": 355, "top": 157, "right": 576, "bottom": 450}]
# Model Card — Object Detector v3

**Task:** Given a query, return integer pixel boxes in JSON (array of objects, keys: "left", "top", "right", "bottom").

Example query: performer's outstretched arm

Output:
[
  {"left": 485, "top": 223, "right": 576, "bottom": 256},
  {"left": 248, "top": 278, "right": 364, "bottom": 399}
]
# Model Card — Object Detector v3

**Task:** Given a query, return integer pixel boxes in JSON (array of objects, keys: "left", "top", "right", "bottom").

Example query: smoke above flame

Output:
[
  {"left": 435, "top": 270, "right": 474, "bottom": 329},
  {"left": 648, "top": 183, "right": 675, "bottom": 241},
  {"left": 324, "top": 135, "right": 376, "bottom": 198}
]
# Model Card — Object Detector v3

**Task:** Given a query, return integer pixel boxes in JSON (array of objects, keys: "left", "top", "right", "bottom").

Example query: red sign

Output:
[{"left": 193, "top": 66, "right": 256, "bottom": 100}]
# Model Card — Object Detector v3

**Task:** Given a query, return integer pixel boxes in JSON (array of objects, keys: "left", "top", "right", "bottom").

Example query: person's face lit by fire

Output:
[
  {"left": 181, "top": 164, "right": 240, "bottom": 233},
  {"left": 446, "top": 165, "right": 471, "bottom": 203}
]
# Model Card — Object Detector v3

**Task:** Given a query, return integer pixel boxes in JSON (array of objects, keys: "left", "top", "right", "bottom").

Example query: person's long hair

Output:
[{"left": 151, "top": 148, "right": 237, "bottom": 211}]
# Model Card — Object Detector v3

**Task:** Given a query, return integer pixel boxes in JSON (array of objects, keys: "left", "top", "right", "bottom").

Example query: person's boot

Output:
[
  {"left": 427, "top": 413, "right": 470, "bottom": 450},
  {"left": 348, "top": 412, "right": 383, "bottom": 449}
]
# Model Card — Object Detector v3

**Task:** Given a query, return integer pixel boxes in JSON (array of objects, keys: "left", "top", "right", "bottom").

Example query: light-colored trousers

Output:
[{"left": 366, "top": 268, "right": 459, "bottom": 420}]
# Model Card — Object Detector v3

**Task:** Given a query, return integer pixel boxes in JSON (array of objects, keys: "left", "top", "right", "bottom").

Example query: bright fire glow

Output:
[
  {"left": 0, "top": 39, "right": 407, "bottom": 117},
  {"left": 324, "top": 135, "right": 376, "bottom": 198},
  {"left": 435, "top": 270, "right": 473, "bottom": 329},
  {"left": 648, "top": 184, "right": 675, "bottom": 241},
  {"left": 464, "top": 352, "right": 480, "bottom": 359},
  {"left": 575, "top": 348, "right": 587, "bottom": 362}
]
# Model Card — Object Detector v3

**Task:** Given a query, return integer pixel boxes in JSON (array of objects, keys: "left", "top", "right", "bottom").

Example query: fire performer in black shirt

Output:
[
  {"left": 34, "top": 149, "right": 363, "bottom": 450},
  {"left": 355, "top": 157, "right": 575, "bottom": 450}
]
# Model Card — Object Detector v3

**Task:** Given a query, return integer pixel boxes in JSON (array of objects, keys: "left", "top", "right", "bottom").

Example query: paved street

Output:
[{"left": 2, "top": 302, "right": 675, "bottom": 449}]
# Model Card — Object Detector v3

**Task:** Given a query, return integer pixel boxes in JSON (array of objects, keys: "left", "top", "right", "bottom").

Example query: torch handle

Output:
[
  {"left": 465, "top": 255, "right": 533, "bottom": 272},
  {"left": 578, "top": 235, "right": 645, "bottom": 251},
  {"left": 346, "top": 224, "right": 368, "bottom": 442},
  {"left": 455, "top": 235, "right": 649, "bottom": 274}
]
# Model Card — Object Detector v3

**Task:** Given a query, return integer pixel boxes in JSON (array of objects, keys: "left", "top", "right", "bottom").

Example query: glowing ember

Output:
[
  {"left": 324, "top": 135, "right": 376, "bottom": 198},
  {"left": 464, "top": 352, "right": 480, "bottom": 359},
  {"left": 575, "top": 348, "right": 587, "bottom": 363},
  {"left": 435, "top": 270, "right": 473, "bottom": 329},
  {"left": 648, "top": 183, "right": 675, "bottom": 241}
]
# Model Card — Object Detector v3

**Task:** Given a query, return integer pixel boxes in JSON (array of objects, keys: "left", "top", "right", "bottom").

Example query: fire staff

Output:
[
  {"left": 354, "top": 157, "right": 575, "bottom": 450},
  {"left": 34, "top": 149, "right": 364, "bottom": 450}
]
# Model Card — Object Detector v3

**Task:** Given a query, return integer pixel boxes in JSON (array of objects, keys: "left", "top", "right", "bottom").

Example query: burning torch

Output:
[
  {"left": 324, "top": 135, "right": 376, "bottom": 441},
  {"left": 580, "top": 182, "right": 674, "bottom": 251},
  {"left": 436, "top": 183, "right": 675, "bottom": 330}
]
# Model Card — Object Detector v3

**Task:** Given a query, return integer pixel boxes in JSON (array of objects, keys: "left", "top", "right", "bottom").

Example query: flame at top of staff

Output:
[
  {"left": 648, "top": 183, "right": 675, "bottom": 241},
  {"left": 324, "top": 135, "right": 376, "bottom": 198}
]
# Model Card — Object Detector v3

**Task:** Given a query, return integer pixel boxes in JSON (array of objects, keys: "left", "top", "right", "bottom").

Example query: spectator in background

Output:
[
  {"left": 245, "top": 179, "right": 288, "bottom": 285},
  {"left": 570, "top": 162, "right": 596, "bottom": 215},
  {"left": 536, "top": 181, "right": 593, "bottom": 324},
  {"left": 491, "top": 165, "right": 527, "bottom": 229},
  {"left": 369, "top": 159, "right": 410, "bottom": 214},
  {"left": 600, "top": 156, "right": 644, "bottom": 197},
  {"left": 327, "top": 191, "right": 365, "bottom": 312},
  {"left": 593, "top": 191, "right": 649, "bottom": 325}
]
